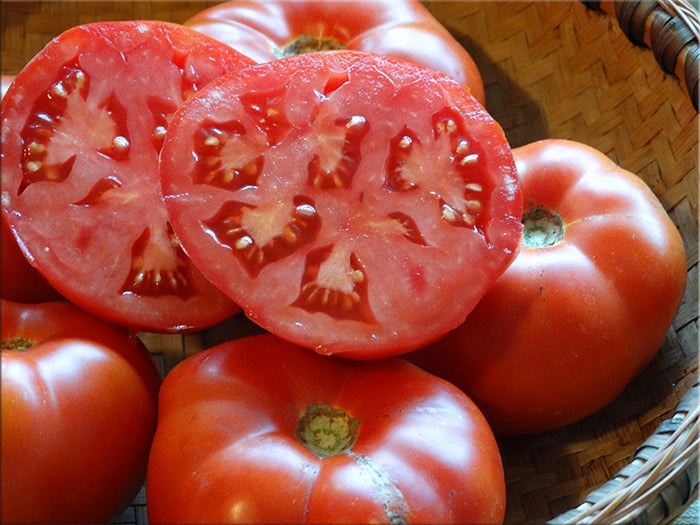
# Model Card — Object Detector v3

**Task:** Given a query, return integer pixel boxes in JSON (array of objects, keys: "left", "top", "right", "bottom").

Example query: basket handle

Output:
[{"left": 585, "top": 0, "right": 699, "bottom": 111}]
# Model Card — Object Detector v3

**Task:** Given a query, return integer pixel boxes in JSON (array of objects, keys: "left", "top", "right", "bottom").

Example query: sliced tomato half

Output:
[
  {"left": 160, "top": 50, "right": 522, "bottom": 358},
  {"left": 1, "top": 21, "right": 252, "bottom": 332}
]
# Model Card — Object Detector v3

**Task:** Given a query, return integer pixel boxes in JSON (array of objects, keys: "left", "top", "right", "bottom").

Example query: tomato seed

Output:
[{"left": 460, "top": 153, "right": 479, "bottom": 166}]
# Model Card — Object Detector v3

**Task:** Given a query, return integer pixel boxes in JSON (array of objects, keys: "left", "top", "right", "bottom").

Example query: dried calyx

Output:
[
  {"left": 522, "top": 206, "right": 564, "bottom": 248},
  {"left": 295, "top": 403, "right": 361, "bottom": 458}
]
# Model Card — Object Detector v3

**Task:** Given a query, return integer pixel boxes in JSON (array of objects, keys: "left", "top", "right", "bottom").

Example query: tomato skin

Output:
[
  {"left": 407, "top": 139, "right": 688, "bottom": 435},
  {"left": 1, "top": 299, "right": 161, "bottom": 523},
  {"left": 185, "top": 0, "right": 485, "bottom": 106},
  {"left": 146, "top": 333, "right": 505, "bottom": 524},
  {"left": 1, "top": 21, "right": 249, "bottom": 332},
  {"left": 160, "top": 50, "right": 522, "bottom": 359}
]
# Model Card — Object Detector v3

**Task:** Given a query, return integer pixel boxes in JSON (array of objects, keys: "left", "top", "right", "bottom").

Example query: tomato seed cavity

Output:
[
  {"left": 204, "top": 196, "right": 322, "bottom": 277},
  {"left": 18, "top": 65, "right": 88, "bottom": 195},
  {"left": 292, "top": 245, "right": 376, "bottom": 323},
  {"left": 308, "top": 115, "right": 368, "bottom": 189},
  {"left": 120, "top": 227, "right": 195, "bottom": 298}
]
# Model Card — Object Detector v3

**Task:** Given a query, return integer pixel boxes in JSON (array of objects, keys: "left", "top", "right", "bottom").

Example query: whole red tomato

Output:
[
  {"left": 407, "top": 139, "right": 688, "bottom": 435},
  {"left": 1, "top": 299, "right": 161, "bottom": 523},
  {"left": 185, "top": 0, "right": 485, "bottom": 106},
  {"left": 146, "top": 333, "right": 506, "bottom": 524},
  {"left": 160, "top": 50, "right": 522, "bottom": 359}
]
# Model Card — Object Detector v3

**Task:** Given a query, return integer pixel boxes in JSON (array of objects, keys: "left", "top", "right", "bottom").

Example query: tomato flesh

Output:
[
  {"left": 1, "top": 21, "right": 253, "bottom": 332},
  {"left": 160, "top": 50, "right": 522, "bottom": 358}
]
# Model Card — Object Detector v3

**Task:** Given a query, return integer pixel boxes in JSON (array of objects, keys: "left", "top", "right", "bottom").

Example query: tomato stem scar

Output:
[
  {"left": 522, "top": 206, "right": 564, "bottom": 248},
  {"left": 295, "top": 403, "right": 360, "bottom": 458},
  {"left": 275, "top": 35, "right": 346, "bottom": 58},
  {"left": 1, "top": 337, "right": 35, "bottom": 352}
]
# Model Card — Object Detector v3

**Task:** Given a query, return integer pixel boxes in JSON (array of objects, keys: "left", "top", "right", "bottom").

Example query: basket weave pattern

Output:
[{"left": 1, "top": 1, "right": 697, "bottom": 524}]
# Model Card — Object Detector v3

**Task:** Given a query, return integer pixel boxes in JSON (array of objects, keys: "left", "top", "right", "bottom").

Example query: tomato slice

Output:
[
  {"left": 1, "top": 21, "right": 253, "bottom": 332},
  {"left": 161, "top": 50, "right": 522, "bottom": 358}
]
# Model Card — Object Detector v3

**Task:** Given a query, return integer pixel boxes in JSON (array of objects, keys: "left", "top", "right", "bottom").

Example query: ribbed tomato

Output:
[
  {"left": 185, "top": 0, "right": 485, "bottom": 105},
  {"left": 147, "top": 333, "right": 506, "bottom": 524},
  {"left": 407, "top": 139, "right": 688, "bottom": 435},
  {"left": 1, "top": 299, "right": 161, "bottom": 523}
]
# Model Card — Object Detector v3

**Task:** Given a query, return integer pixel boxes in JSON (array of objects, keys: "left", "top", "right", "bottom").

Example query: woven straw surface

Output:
[{"left": 1, "top": 1, "right": 697, "bottom": 524}]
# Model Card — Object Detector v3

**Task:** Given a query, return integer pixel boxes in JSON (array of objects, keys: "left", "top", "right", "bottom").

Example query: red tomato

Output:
[
  {"left": 0, "top": 21, "right": 251, "bottom": 332},
  {"left": 1, "top": 299, "right": 161, "bottom": 523},
  {"left": 185, "top": 0, "right": 486, "bottom": 106},
  {"left": 146, "top": 332, "right": 506, "bottom": 524},
  {"left": 407, "top": 139, "right": 688, "bottom": 435},
  {"left": 159, "top": 50, "right": 522, "bottom": 359}
]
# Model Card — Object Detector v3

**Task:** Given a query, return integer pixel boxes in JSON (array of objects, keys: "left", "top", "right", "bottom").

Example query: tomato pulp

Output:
[
  {"left": 407, "top": 139, "right": 688, "bottom": 435},
  {"left": 160, "top": 50, "right": 522, "bottom": 359},
  {"left": 146, "top": 333, "right": 506, "bottom": 524},
  {"left": 185, "top": 0, "right": 485, "bottom": 105},
  {"left": 1, "top": 21, "right": 251, "bottom": 332}
]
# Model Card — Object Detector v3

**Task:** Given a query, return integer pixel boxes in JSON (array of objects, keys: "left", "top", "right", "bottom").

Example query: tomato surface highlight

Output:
[
  {"left": 1, "top": 299, "right": 161, "bottom": 523},
  {"left": 160, "top": 50, "right": 522, "bottom": 359},
  {"left": 407, "top": 139, "right": 688, "bottom": 435},
  {"left": 146, "top": 332, "right": 506, "bottom": 524},
  {"left": 185, "top": 0, "right": 485, "bottom": 105},
  {"left": 1, "top": 21, "right": 251, "bottom": 332}
]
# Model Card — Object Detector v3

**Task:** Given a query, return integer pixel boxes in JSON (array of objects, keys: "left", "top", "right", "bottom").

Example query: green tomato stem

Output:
[{"left": 1, "top": 337, "right": 35, "bottom": 352}]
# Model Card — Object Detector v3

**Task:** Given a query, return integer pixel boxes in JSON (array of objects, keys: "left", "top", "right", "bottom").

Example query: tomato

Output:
[
  {"left": 407, "top": 139, "right": 688, "bottom": 435},
  {"left": 185, "top": 0, "right": 486, "bottom": 106},
  {"left": 146, "top": 332, "right": 506, "bottom": 524},
  {"left": 0, "top": 21, "right": 252, "bottom": 332},
  {"left": 159, "top": 50, "right": 522, "bottom": 359},
  {"left": 1, "top": 299, "right": 161, "bottom": 523}
]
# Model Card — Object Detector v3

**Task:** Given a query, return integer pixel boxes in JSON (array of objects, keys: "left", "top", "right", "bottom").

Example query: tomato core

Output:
[
  {"left": 295, "top": 403, "right": 360, "bottom": 458},
  {"left": 274, "top": 35, "right": 346, "bottom": 58},
  {"left": 1, "top": 337, "right": 35, "bottom": 352},
  {"left": 522, "top": 207, "right": 564, "bottom": 248}
]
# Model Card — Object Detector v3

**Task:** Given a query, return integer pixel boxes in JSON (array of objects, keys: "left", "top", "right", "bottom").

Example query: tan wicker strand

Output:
[
  {"left": 549, "top": 383, "right": 699, "bottom": 524},
  {"left": 657, "top": 0, "right": 700, "bottom": 40},
  {"left": 598, "top": 0, "right": 700, "bottom": 110}
]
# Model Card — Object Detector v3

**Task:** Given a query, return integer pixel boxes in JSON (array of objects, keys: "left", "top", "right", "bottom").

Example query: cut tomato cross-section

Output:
[
  {"left": 1, "top": 21, "right": 253, "bottom": 332},
  {"left": 160, "top": 50, "right": 522, "bottom": 358}
]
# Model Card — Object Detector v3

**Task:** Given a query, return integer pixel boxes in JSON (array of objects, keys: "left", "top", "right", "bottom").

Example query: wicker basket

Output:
[{"left": 1, "top": 1, "right": 697, "bottom": 524}]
